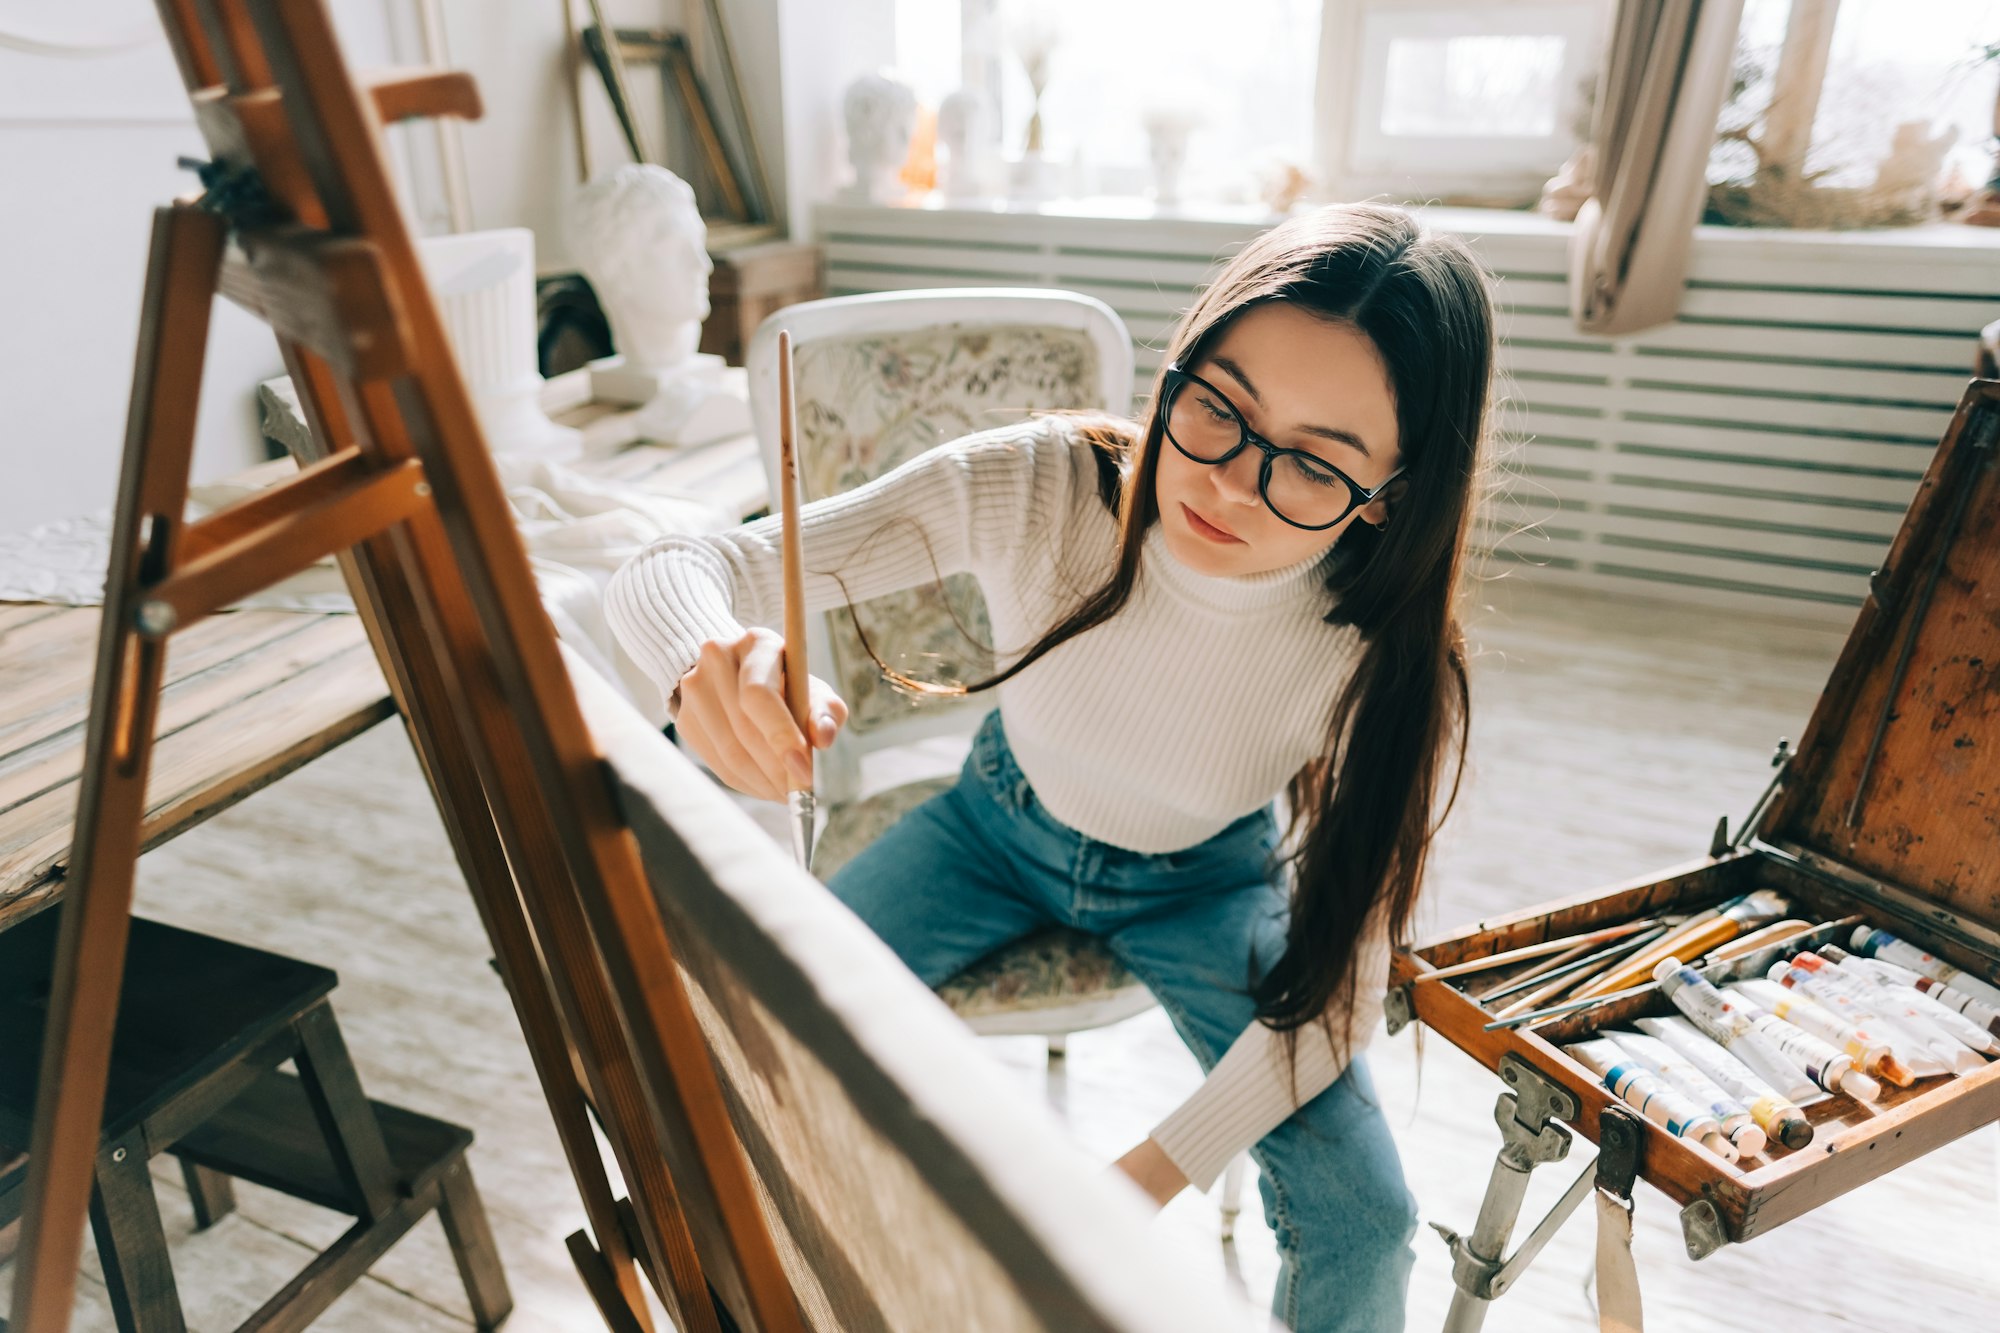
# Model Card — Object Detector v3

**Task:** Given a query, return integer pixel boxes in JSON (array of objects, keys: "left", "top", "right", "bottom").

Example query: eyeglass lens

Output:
[{"left": 1165, "top": 376, "right": 1359, "bottom": 527}]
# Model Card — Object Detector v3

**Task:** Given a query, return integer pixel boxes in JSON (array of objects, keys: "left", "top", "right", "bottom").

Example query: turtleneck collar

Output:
[{"left": 1141, "top": 522, "right": 1332, "bottom": 614}]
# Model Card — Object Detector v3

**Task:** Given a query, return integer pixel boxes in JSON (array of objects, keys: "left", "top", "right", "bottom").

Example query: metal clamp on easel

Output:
[{"left": 1435, "top": 1055, "right": 1647, "bottom": 1333}]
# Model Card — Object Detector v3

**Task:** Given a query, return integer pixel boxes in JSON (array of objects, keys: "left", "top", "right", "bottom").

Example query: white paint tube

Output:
[
  {"left": 1730, "top": 977, "right": 1923, "bottom": 1085},
  {"left": 1849, "top": 927, "right": 2000, "bottom": 1011},
  {"left": 1606, "top": 1029, "right": 1768, "bottom": 1155},
  {"left": 1778, "top": 954, "right": 1987, "bottom": 1075},
  {"left": 1564, "top": 1037, "right": 1737, "bottom": 1161},
  {"left": 1635, "top": 1016, "right": 1815, "bottom": 1149},
  {"left": 1820, "top": 945, "right": 2000, "bottom": 1051},
  {"left": 1653, "top": 958, "right": 1881, "bottom": 1101}
]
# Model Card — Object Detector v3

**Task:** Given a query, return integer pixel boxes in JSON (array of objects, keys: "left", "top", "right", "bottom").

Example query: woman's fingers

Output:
[
  {"left": 735, "top": 630, "right": 812, "bottom": 783},
  {"left": 682, "top": 706, "right": 786, "bottom": 801},
  {"left": 807, "top": 677, "right": 849, "bottom": 749},
  {"left": 684, "top": 639, "right": 791, "bottom": 798},
  {"left": 677, "top": 630, "right": 849, "bottom": 796}
]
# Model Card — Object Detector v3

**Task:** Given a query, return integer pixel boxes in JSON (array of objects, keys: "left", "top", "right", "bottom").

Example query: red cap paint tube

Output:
[
  {"left": 1819, "top": 944, "right": 2000, "bottom": 1053},
  {"left": 1777, "top": 953, "right": 1988, "bottom": 1075},
  {"left": 1652, "top": 958, "right": 1882, "bottom": 1102},
  {"left": 1635, "top": 1016, "right": 1814, "bottom": 1149},
  {"left": 1731, "top": 977, "right": 1918, "bottom": 1086},
  {"left": 1849, "top": 927, "right": 2000, "bottom": 1011},
  {"left": 1564, "top": 1037, "right": 1738, "bottom": 1161},
  {"left": 1605, "top": 1029, "right": 1769, "bottom": 1155}
]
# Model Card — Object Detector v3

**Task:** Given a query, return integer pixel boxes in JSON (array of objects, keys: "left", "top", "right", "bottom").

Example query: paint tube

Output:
[
  {"left": 1564, "top": 1037, "right": 1736, "bottom": 1161},
  {"left": 1849, "top": 928, "right": 2000, "bottom": 1011},
  {"left": 1819, "top": 945, "right": 2000, "bottom": 1050},
  {"left": 1635, "top": 1016, "right": 1814, "bottom": 1149},
  {"left": 1730, "top": 977, "right": 1917, "bottom": 1086},
  {"left": 1606, "top": 1029, "right": 1768, "bottom": 1155},
  {"left": 1653, "top": 958, "right": 1881, "bottom": 1101},
  {"left": 1777, "top": 954, "right": 1987, "bottom": 1075}
]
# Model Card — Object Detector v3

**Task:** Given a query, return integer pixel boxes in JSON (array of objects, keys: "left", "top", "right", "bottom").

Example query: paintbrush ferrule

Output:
[{"left": 788, "top": 788, "right": 817, "bottom": 869}]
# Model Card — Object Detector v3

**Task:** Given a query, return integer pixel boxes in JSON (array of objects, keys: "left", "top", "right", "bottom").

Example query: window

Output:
[
  {"left": 1320, "top": 1, "right": 1611, "bottom": 205},
  {"left": 896, "top": 0, "right": 1323, "bottom": 205},
  {"left": 1711, "top": 0, "right": 2000, "bottom": 227},
  {"left": 893, "top": 0, "right": 2000, "bottom": 219}
]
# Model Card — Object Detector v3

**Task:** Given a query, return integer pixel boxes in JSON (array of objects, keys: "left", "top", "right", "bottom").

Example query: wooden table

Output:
[{"left": 0, "top": 395, "right": 768, "bottom": 934}]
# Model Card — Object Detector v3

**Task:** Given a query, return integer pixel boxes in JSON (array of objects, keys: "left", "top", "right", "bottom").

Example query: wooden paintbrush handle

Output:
[{"left": 776, "top": 330, "right": 812, "bottom": 784}]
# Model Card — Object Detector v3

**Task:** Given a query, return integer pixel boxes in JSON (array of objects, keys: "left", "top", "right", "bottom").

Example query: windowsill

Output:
[{"left": 817, "top": 193, "right": 2000, "bottom": 256}]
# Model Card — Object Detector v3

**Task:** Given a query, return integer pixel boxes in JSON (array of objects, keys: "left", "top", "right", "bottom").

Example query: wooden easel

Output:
[{"left": 9, "top": 3, "right": 802, "bottom": 1331}]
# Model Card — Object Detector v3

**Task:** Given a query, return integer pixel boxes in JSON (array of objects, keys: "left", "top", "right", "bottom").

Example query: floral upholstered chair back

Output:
[{"left": 785, "top": 312, "right": 1124, "bottom": 739}]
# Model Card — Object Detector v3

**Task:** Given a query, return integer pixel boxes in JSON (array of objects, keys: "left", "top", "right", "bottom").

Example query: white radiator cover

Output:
[{"left": 815, "top": 201, "right": 2000, "bottom": 624}]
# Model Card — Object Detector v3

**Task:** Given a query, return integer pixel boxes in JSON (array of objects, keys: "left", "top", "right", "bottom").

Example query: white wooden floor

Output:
[{"left": 6, "top": 579, "right": 1997, "bottom": 1331}]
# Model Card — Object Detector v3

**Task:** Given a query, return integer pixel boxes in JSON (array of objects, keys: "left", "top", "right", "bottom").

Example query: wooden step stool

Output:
[{"left": 0, "top": 911, "right": 510, "bottom": 1332}]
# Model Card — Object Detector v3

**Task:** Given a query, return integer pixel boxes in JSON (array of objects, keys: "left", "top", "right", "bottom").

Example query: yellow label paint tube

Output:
[
  {"left": 1778, "top": 954, "right": 1987, "bottom": 1075},
  {"left": 1564, "top": 1037, "right": 1737, "bottom": 1161},
  {"left": 1635, "top": 1016, "right": 1813, "bottom": 1149},
  {"left": 1730, "top": 977, "right": 1918, "bottom": 1085},
  {"left": 1850, "top": 928, "right": 2000, "bottom": 1011},
  {"left": 1821, "top": 944, "right": 2000, "bottom": 1052},
  {"left": 1606, "top": 1029, "right": 1768, "bottom": 1155},
  {"left": 1653, "top": 958, "right": 1881, "bottom": 1102}
]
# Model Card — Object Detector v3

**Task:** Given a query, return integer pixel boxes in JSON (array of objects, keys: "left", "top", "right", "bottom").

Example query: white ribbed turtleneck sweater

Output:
[{"left": 604, "top": 415, "right": 1389, "bottom": 1190}]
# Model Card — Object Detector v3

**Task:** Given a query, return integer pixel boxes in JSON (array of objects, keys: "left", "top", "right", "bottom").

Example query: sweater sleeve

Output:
[
  {"left": 1149, "top": 912, "right": 1393, "bottom": 1192},
  {"left": 604, "top": 417, "right": 1084, "bottom": 697}
]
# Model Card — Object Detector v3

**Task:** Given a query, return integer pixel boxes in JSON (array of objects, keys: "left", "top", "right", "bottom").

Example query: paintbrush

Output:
[
  {"left": 775, "top": 330, "right": 816, "bottom": 869},
  {"left": 1415, "top": 917, "right": 1663, "bottom": 984},
  {"left": 1480, "top": 924, "right": 1671, "bottom": 1004},
  {"left": 1492, "top": 925, "right": 1674, "bottom": 1019},
  {"left": 1483, "top": 982, "right": 1656, "bottom": 1032},
  {"left": 1568, "top": 889, "right": 1792, "bottom": 1001}
]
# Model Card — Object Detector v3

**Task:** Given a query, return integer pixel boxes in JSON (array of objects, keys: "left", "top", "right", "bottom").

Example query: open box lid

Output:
[{"left": 1758, "top": 380, "right": 2000, "bottom": 936}]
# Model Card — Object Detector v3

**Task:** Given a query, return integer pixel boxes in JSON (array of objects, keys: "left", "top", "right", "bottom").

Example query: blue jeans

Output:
[{"left": 826, "top": 710, "right": 1416, "bottom": 1333}]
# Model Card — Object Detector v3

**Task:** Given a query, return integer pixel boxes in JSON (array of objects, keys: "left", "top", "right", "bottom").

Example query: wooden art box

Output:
[{"left": 1389, "top": 380, "right": 2000, "bottom": 1255}]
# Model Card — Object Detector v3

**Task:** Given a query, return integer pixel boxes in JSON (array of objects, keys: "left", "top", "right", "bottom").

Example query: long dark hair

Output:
[{"left": 851, "top": 204, "right": 1493, "bottom": 1055}]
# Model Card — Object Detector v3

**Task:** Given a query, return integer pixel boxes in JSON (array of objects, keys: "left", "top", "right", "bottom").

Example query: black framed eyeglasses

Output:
[{"left": 1160, "top": 362, "right": 1404, "bottom": 532}]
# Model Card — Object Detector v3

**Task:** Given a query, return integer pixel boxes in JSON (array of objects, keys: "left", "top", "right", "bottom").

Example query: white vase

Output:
[
  {"left": 417, "top": 228, "right": 583, "bottom": 462},
  {"left": 937, "top": 89, "right": 991, "bottom": 202}
]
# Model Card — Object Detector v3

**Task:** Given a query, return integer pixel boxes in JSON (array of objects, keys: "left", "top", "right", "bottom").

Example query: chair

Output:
[{"left": 744, "top": 289, "right": 1248, "bottom": 1238}]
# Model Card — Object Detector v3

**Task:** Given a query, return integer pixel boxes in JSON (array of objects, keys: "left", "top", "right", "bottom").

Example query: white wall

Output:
[
  {"left": 0, "top": 0, "right": 886, "bottom": 540},
  {"left": 0, "top": 1, "right": 408, "bottom": 538}
]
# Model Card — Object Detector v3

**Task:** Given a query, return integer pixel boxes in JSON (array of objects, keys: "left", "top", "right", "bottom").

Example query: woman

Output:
[{"left": 606, "top": 203, "right": 1495, "bottom": 1331}]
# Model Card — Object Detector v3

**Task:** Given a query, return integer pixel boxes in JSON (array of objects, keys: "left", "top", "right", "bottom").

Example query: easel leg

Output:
[
  {"left": 10, "top": 203, "right": 225, "bottom": 1333},
  {"left": 281, "top": 344, "right": 671, "bottom": 1331},
  {"left": 1436, "top": 1055, "right": 1581, "bottom": 1333}
]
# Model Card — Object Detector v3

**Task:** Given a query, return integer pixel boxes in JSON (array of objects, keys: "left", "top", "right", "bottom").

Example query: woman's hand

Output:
[
  {"left": 674, "top": 627, "right": 849, "bottom": 801},
  {"left": 1110, "top": 1137, "right": 1190, "bottom": 1210}
]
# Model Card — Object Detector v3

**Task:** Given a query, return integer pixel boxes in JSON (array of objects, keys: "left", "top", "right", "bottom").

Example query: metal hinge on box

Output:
[{"left": 1709, "top": 737, "right": 1791, "bottom": 858}]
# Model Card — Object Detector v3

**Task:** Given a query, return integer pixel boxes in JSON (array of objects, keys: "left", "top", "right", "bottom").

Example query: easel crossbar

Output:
[{"left": 148, "top": 454, "right": 427, "bottom": 630}]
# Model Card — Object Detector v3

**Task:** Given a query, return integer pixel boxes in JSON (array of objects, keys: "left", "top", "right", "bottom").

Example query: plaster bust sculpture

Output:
[
  {"left": 572, "top": 164, "right": 712, "bottom": 374},
  {"left": 570, "top": 164, "right": 748, "bottom": 445},
  {"left": 841, "top": 71, "right": 918, "bottom": 204}
]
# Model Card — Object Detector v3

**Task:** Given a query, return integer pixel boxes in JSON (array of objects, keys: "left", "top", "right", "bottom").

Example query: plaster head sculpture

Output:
[
  {"left": 571, "top": 164, "right": 713, "bottom": 373},
  {"left": 841, "top": 70, "right": 918, "bottom": 204}
]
